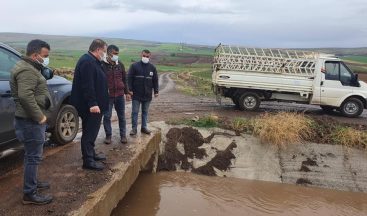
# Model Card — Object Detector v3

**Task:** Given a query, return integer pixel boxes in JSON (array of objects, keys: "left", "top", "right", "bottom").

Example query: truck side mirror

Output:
[{"left": 353, "top": 73, "right": 360, "bottom": 87}]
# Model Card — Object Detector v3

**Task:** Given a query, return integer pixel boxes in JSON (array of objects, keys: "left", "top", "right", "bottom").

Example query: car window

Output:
[
  {"left": 0, "top": 47, "right": 20, "bottom": 80},
  {"left": 325, "top": 62, "right": 339, "bottom": 81},
  {"left": 340, "top": 63, "right": 353, "bottom": 86}
]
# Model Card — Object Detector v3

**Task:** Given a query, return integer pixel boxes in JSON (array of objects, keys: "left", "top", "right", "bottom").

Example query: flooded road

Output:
[{"left": 112, "top": 172, "right": 367, "bottom": 216}]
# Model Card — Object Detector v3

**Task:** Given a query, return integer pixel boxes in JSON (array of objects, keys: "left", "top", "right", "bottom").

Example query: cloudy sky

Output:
[{"left": 1, "top": 0, "right": 367, "bottom": 47}]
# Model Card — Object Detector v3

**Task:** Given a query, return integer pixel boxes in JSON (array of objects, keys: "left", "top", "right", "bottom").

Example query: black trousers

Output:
[{"left": 80, "top": 113, "right": 102, "bottom": 164}]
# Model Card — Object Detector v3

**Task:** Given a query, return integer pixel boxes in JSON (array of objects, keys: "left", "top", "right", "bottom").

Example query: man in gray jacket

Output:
[{"left": 10, "top": 39, "right": 53, "bottom": 205}]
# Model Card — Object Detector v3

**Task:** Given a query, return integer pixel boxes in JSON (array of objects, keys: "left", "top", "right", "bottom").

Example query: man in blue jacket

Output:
[
  {"left": 70, "top": 39, "right": 109, "bottom": 171},
  {"left": 128, "top": 50, "right": 159, "bottom": 136}
]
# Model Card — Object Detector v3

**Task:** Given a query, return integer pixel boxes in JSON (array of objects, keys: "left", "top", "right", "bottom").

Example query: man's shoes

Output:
[
  {"left": 37, "top": 181, "right": 50, "bottom": 189},
  {"left": 82, "top": 161, "right": 105, "bottom": 171},
  {"left": 94, "top": 153, "right": 106, "bottom": 161},
  {"left": 130, "top": 129, "right": 137, "bottom": 136},
  {"left": 23, "top": 192, "right": 53, "bottom": 205},
  {"left": 104, "top": 136, "right": 112, "bottom": 144},
  {"left": 121, "top": 137, "right": 128, "bottom": 144},
  {"left": 141, "top": 128, "right": 152, "bottom": 135}
]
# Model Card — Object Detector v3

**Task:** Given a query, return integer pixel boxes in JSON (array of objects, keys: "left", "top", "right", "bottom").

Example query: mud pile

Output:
[{"left": 157, "top": 127, "right": 237, "bottom": 176}]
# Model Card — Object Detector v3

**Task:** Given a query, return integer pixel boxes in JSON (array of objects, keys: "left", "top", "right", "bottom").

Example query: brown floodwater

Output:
[{"left": 112, "top": 172, "right": 367, "bottom": 216}]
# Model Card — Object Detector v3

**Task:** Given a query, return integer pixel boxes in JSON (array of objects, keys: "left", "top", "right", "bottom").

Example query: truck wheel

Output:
[
  {"left": 51, "top": 105, "right": 79, "bottom": 145},
  {"left": 238, "top": 92, "right": 261, "bottom": 111},
  {"left": 340, "top": 98, "right": 364, "bottom": 118},
  {"left": 320, "top": 105, "right": 334, "bottom": 113}
]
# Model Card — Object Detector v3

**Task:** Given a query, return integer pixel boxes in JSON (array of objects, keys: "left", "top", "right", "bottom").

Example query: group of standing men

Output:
[{"left": 11, "top": 39, "right": 159, "bottom": 205}]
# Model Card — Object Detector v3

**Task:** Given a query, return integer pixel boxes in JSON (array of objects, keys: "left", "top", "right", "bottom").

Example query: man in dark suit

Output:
[{"left": 70, "top": 39, "right": 109, "bottom": 171}]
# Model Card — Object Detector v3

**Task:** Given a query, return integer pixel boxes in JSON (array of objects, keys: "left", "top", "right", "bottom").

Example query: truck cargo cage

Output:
[{"left": 213, "top": 44, "right": 319, "bottom": 77}]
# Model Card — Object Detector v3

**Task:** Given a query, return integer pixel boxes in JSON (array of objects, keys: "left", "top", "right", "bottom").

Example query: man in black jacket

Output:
[
  {"left": 128, "top": 50, "right": 159, "bottom": 136},
  {"left": 70, "top": 39, "right": 109, "bottom": 171}
]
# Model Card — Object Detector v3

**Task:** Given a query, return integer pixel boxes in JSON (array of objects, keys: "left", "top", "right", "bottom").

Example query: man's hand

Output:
[
  {"left": 90, "top": 106, "right": 101, "bottom": 113},
  {"left": 154, "top": 93, "right": 159, "bottom": 98},
  {"left": 126, "top": 94, "right": 132, "bottom": 101},
  {"left": 129, "top": 91, "right": 133, "bottom": 96},
  {"left": 39, "top": 115, "right": 47, "bottom": 124}
]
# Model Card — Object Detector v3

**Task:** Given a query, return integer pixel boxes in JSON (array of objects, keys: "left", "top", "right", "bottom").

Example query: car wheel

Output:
[
  {"left": 340, "top": 98, "right": 364, "bottom": 118},
  {"left": 51, "top": 104, "right": 79, "bottom": 145},
  {"left": 238, "top": 92, "right": 261, "bottom": 111}
]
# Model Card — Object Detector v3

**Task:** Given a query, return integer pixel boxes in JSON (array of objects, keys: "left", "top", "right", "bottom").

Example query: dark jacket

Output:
[
  {"left": 10, "top": 57, "right": 52, "bottom": 122},
  {"left": 101, "top": 60, "right": 129, "bottom": 98},
  {"left": 127, "top": 61, "right": 159, "bottom": 102},
  {"left": 70, "top": 52, "right": 109, "bottom": 116}
]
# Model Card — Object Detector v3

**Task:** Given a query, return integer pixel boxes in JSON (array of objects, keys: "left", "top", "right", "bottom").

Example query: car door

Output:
[
  {"left": 320, "top": 61, "right": 355, "bottom": 107},
  {"left": 0, "top": 46, "right": 20, "bottom": 144}
]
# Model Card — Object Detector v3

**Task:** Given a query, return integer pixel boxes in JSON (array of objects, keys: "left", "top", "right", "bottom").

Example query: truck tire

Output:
[
  {"left": 238, "top": 92, "right": 261, "bottom": 111},
  {"left": 340, "top": 98, "right": 364, "bottom": 118},
  {"left": 51, "top": 105, "right": 79, "bottom": 145},
  {"left": 320, "top": 105, "right": 334, "bottom": 113}
]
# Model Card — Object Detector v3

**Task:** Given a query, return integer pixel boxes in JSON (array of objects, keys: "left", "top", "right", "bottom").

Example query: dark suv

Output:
[{"left": 0, "top": 42, "right": 79, "bottom": 158}]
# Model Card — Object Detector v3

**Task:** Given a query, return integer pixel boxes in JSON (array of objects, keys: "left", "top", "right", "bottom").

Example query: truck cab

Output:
[{"left": 312, "top": 57, "right": 367, "bottom": 117}]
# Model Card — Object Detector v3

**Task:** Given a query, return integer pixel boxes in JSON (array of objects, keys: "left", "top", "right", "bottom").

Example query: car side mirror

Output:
[{"left": 41, "top": 67, "right": 54, "bottom": 80}]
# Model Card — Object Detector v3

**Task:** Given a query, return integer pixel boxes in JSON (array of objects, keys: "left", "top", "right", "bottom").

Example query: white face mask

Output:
[
  {"left": 41, "top": 57, "right": 49, "bottom": 67},
  {"left": 102, "top": 52, "right": 107, "bottom": 62},
  {"left": 111, "top": 55, "right": 119, "bottom": 62},
  {"left": 99, "top": 50, "right": 107, "bottom": 62},
  {"left": 142, "top": 57, "right": 150, "bottom": 64},
  {"left": 37, "top": 55, "right": 49, "bottom": 67}
]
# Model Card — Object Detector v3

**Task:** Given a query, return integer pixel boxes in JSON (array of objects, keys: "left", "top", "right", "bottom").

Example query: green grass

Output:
[
  {"left": 342, "top": 55, "right": 367, "bottom": 64},
  {"left": 169, "top": 115, "right": 219, "bottom": 128},
  {"left": 192, "top": 69, "right": 212, "bottom": 79}
]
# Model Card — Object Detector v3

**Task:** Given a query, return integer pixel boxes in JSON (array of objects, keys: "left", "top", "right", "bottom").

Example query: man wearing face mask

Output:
[
  {"left": 101, "top": 45, "right": 131, "bottom": 144},
  {"left": 10, "top": 39, "right": 53, "bottom": 205},
  {"left": 128, "top": 50, "right": 159, "bottom": 136},
  {"left": 70, "top": 39, "right": 109, "bottom": 171}
]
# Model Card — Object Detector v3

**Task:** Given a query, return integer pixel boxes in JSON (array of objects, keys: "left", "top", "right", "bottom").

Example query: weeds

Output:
[
  {"left": 331, "top": 127, "right": 367, "bottom": 149},
  {"left": 167, "top": 115, "right": 219, "bottom": 128},
  {"left": 252, "top": 112, "right": 312, "bottom": 148},
  {"left": 230, "top": 118, "right": 253, "bottom": 135}
]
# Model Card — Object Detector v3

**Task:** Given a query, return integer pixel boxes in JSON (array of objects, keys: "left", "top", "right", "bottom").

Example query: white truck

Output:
[{"left": 212, "top": 44, "right": 367, "bottom": 117}]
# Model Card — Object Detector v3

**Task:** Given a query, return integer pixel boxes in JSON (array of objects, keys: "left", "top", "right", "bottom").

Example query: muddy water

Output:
[{"left": 112, "top": 172, "right": 367, "bottom": 216}]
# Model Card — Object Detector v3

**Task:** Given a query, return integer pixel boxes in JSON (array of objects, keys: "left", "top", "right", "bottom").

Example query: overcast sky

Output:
[{"left": 1, "top": 0, "right": 367, "bottom": 48}]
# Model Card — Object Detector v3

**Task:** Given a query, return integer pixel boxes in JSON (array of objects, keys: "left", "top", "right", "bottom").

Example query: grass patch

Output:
[
  {"left": 230, "top": 118, "right": 254, "bottom": 135},
  {"left": 331, "top": 127, "right": 367, "bottom": 149},
  {"left": 252, "top": 112, "right": 312, "bottom": 148},
  {"left": 168, "top": 115, "right": 219, "bottom": 128},
  {"left": 174, "top": 72, "right": 213, "bottom": 97},
  {"left": 342, "top": 55, "right": 367, "bottom": 64}
]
